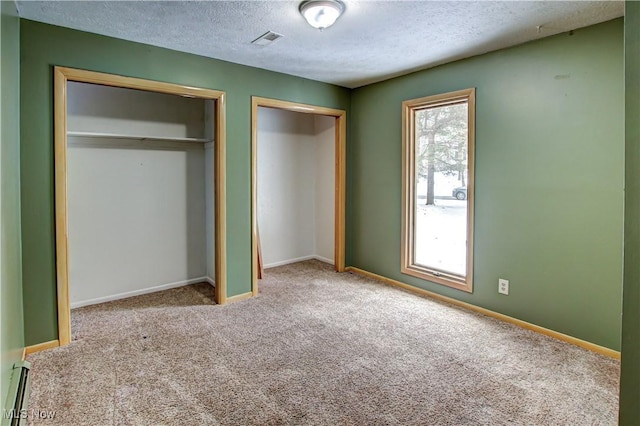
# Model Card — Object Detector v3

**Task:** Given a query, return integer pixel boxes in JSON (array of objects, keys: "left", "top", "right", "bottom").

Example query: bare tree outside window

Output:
[{"left": 416, "top": 103, "right": 468, "bottom": 206}]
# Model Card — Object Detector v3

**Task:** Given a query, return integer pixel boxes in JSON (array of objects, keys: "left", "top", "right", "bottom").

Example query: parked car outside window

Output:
[{"left": 452, "top": 186, "right": 467, "bottom": 200}]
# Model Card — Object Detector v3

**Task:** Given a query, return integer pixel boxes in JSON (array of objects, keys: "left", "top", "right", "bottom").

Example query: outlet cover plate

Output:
[{"left": 498, "top": 278, "right": 509, "bottom": 295}]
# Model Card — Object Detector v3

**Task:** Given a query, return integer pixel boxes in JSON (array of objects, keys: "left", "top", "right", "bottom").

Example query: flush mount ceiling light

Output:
[{"left": 299, "top": 0, "right": 345, "bottom": 30}]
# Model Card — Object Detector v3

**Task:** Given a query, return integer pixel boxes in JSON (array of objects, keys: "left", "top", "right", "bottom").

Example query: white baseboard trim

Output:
[
  {"left": 70, "top": 276, "right": 210, "bottom": 309},
  {"left": 264, "top": 255, "right": 316, "bottom": 269},
  {"left": 205, "top": 276, "right": 215, "bottom": 287},
  {"left": 314, "top": 255, "right": 335, "bottom": 265},
  {"left": 264, "top": 255, "right": 335, "bottom": 269}
]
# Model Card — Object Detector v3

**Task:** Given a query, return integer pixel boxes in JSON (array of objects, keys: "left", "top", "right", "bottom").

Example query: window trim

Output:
[{"left": 401, "top": 88, "right": 476, "bottom": 293}]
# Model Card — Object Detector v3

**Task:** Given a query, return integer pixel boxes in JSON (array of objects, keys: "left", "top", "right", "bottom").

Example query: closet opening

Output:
[
  {"left": 54, "top": 67, "right": 227, "bottom": 346},
  {"left": 251, "top": 97, "right": 346, "bottom": 295}
]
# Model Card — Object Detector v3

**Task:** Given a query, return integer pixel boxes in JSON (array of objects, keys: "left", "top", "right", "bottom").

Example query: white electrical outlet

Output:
[{"left": 498, "top": 278, "right": 509, "bottom": 295}]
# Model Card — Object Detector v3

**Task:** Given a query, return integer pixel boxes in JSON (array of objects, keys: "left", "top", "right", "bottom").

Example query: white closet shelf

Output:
[{"left": 67, "top": 131, "right": 212, "bottom": 143}]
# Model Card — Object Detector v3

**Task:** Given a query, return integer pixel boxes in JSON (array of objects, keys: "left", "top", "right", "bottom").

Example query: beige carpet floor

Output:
[{"left": 26, "top": 260, "right": 619, "bottom": 425}]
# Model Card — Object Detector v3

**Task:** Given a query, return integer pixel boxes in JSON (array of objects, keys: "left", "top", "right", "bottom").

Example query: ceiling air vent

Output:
[{"left": 251, "top": 31, "right": 284, "bottom": 46}]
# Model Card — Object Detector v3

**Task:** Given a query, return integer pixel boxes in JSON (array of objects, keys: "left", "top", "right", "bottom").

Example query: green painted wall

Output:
[
  {"left": 19, "top": 16, "right": 627, "bottom": 355},
  {"left": 620, "top": 2, "right": 640, "bottom": 424},
  {"left": 1, "top": 0, "right": 24, "bottom": 414},
  {"left": 349, "top": 19, "right": 624, "bottom": 350},
  {"left": 20, "top": 20, "right": 351, "bottom": 345}
]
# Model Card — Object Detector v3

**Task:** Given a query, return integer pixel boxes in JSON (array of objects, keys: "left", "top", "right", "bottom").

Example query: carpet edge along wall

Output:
[
  {"left": 349, "top": 18, "right": 624, "bottom": 351},
  {"left": 19, "top": 19, "right": 350, "bottom": 345}
]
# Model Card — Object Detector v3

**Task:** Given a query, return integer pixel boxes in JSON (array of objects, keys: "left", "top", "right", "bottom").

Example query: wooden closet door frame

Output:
[
  {"left": 54, "top": 67, "right": 227, "bottom": 346},
  {"left": 251, "top": 97, "right": 347, "bottom": 296}
]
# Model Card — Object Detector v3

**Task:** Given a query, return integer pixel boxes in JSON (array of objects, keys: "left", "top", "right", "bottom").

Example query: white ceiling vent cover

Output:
[{"left": 251, "top": 31, "right": 284, "bottom": 46}]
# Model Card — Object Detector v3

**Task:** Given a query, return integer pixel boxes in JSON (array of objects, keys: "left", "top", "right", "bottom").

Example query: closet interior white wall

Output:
[
  {"left": 251, "top": 97, "right": 347, "bottom": 297},
  {"left": 257, "top": 107, "right": 335, "bottom": 268},
  {"left": 54, "top": 67, "right": 227, "bottom": 346},
  {"left": 67, "top": 81, "right": 215, "bottom": 308}
]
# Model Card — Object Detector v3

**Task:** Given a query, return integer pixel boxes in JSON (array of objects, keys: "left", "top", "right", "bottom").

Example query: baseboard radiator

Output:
[{"left": 4, "top": 361, "right": 30, "bottom": 426}]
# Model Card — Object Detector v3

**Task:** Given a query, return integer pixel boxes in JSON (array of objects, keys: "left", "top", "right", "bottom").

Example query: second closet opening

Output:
[
  {"left": 251, "top": 97, "right": 347, "bottom": 295},
  {"left": 257, "top": 107, "right": 335, "bottom": 268}
]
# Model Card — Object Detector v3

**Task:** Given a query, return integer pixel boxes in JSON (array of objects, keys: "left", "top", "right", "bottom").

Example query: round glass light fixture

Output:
[{"left": 299, "top": 0, "right": 345, "bottom": 30}]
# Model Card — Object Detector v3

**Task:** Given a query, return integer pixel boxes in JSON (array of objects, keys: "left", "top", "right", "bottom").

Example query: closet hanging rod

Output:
[{"left": 67, "top": 131, "right": 212, "bottom": 143}]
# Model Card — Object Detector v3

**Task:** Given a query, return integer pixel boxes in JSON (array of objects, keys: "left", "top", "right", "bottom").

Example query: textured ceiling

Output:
[{"left": 17, "top": 1, "right": 624, "bottom": 88}]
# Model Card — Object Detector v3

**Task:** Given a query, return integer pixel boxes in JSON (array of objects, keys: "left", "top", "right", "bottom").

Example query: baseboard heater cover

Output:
[{"left": 5, "top": 360, "right": 31, "bottom": 426}]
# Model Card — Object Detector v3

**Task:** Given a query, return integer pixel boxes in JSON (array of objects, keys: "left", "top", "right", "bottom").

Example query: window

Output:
[{"left": 401, "top": 88, "right": 475, "bottom": 292}]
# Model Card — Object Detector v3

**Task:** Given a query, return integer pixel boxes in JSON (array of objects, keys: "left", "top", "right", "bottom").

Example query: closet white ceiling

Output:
[{"left": 16, "top": 1, "right": 624, "bottom": 88}]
